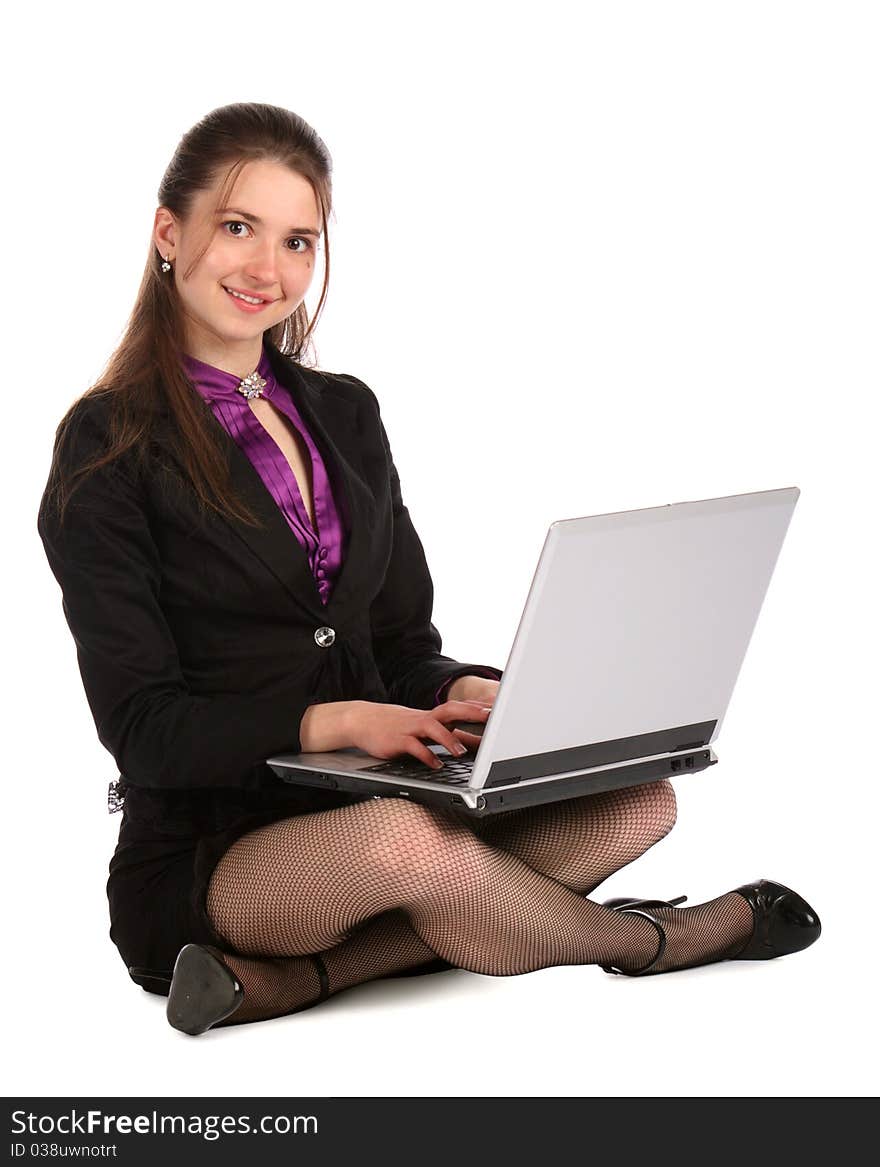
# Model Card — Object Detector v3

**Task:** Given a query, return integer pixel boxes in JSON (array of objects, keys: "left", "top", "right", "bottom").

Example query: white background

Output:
[{"left": 5, "top": 0, "right": 877, "bottom": 1098}]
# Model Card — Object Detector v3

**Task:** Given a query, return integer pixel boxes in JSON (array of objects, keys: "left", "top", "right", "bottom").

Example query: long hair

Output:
[{"left": 44, "top": 102, "right": 333, "bottom": 528}]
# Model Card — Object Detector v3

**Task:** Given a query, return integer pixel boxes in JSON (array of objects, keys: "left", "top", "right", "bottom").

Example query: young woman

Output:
[{"left": 37, "top": 103, "right": 821, "bottom": 1036}]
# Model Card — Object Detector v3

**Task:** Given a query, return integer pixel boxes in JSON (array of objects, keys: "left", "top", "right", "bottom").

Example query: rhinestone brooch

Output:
[{"left": 236, "top": 371, "right": 268, "bottom": 400}]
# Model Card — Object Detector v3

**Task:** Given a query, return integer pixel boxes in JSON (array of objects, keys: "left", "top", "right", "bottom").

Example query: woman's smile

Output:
[{"left": 222, "top": 285, "right": 276, "bottom": 312}]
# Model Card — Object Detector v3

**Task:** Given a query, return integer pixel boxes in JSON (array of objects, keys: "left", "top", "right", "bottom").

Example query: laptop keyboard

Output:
[{"left": 361, "top": 755, "right": 475, "bottom": 786}]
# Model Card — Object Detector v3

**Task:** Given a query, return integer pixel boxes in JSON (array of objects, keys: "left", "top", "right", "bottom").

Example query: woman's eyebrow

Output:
[{"left": 215, "top": 207, "right": 320, "bottom": 235}]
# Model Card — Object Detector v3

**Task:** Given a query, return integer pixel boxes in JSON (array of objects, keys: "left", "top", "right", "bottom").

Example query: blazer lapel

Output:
[
  {"left": 157, "top": 346, "right": 376, "bottom": 617},
  {"left": 230, "top": 346, "right": 378, "bottom": 615}
]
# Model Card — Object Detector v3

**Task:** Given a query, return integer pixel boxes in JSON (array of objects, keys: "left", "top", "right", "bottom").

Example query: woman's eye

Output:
[{"left": 222, "top": 221, "right": 311, "bottom": 254}]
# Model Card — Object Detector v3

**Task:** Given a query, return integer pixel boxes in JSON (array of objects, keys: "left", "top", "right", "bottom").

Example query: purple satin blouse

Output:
[
  {"left": 181, "top": 343, "right": 500, "bottom": 707},
  {"left": 181, "top": 344, "right": 344, "bottom": 613}
]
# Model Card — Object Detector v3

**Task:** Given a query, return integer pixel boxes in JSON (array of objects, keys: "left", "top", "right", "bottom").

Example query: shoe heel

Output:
[
  {"left": 602, "top": 893, "right": 688, "bottom": 911},
  {"left": 166, "top": 944, "right": 244, "bottom": 1036}
]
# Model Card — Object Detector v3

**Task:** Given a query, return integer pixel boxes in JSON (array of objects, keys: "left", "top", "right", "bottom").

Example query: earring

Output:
[{"left": 161, "top": 254, "right": 172, "bottom": 273}]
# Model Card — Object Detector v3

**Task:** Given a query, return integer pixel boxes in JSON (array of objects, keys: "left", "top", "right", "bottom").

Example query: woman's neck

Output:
[{"left": 183, "top": 336, "right": 265, "bottom": 380}]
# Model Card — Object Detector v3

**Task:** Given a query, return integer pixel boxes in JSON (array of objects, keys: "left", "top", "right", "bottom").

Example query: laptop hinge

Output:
[{"left": 483, "top": 721, "right": 717, "bottom": 789}]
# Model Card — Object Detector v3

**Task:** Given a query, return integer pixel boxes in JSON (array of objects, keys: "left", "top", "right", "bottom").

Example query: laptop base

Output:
[{"left": 268, "top": 749, "right": 716, "bottom": 817}]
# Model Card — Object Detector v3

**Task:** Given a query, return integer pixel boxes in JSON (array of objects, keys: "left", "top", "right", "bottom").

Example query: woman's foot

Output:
[
  {"left": 166, "top": 944, "right": 244, "bottom": 1035},
  {"left": 725, "top": 878, "right": 822, "bottom": 960},
  {"left": 166, "top": 945, "right": 334, "bottom": 1034},
  {"left": 600, "top": 878, "right": 821, "bottom": 976}
]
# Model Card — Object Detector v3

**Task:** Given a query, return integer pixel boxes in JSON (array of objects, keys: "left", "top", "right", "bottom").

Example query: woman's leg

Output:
[
  {"left": 213, "top": 909, "right": 439, "bottom": 1026},
  {"left": 207, "top": 780, "right": 680, "bottom": 1024},
  {"left": 467, "top": 780, "right": 754, "bottom": 974},
  {"left": 460, "top": 778, "right": 680, "bottom": 894},
  {"left": 200, "top": 794, "right": 754, "bottom": 1023}
]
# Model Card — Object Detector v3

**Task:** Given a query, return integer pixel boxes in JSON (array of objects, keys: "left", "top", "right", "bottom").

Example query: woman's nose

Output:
[{"left": 243, "top": 241, "right": 280, "bottom": 284}]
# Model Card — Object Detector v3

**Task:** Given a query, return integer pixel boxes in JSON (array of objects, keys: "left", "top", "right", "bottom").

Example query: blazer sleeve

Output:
[
  {"left": 37, "top": 400, "right": 319, "bottom": 790},
  {"left": 354, "top": 378, "right": 505, "bottom": 710},
  {"left": 431, "top": 668, "right": 502, "bottom": 708}
]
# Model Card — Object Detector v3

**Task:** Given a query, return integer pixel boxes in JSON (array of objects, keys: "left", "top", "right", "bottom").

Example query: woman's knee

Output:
[
  {"left": 632, "top": 777, "right": 678, "bottom": 840},
  {"left": 360, "top": 796, "right": 478, "bottom": 882},
  {"left": 574, "top": 777, "right": 677, "bottom": 844}
]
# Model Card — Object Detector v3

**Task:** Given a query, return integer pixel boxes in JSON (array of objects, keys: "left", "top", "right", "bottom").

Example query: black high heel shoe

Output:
[
  {"left": 166, "top": 944, "right": 245, "bottom": 1035},
  {"left": 598, "top": 879, "right": 821, "bottom": 977},
  {"left": 166, "top": 944, "right": 332, "bottom": 1035}
]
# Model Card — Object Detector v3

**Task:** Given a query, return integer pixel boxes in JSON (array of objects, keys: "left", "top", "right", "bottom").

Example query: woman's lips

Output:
[{"left": 222, "top": 286, "right": 273, "bottom": 313}]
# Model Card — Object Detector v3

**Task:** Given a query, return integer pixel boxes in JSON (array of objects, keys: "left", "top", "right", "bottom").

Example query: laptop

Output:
[{"left": 267, "top": 486, "right": 800, "bottom": 817}]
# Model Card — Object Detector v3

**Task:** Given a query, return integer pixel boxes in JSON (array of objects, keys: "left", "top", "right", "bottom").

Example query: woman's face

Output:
[{"left": 153, "top": 159, "right": 322, "bottom": 367}]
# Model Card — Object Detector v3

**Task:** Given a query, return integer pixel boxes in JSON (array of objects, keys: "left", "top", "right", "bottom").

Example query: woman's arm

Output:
[
  {"left": 444, "top": 674, "right": 500, "bottom": 703},
  {"left": 37, "top": 400, "right": 328, "bottom": 790},
  {"left": 298, "top": 700, "right": 361, "bottom": 752},
  {"left": 436, "top": 670, "right": 502, "bottom": 705}
]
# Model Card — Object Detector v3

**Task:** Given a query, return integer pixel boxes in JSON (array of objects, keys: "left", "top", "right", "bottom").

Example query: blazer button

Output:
[{"left": 315, "top": 626, "right": 336, "bottom": 648}]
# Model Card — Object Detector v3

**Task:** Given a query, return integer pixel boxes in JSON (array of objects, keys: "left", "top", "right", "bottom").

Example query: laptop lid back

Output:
[{"left": 471, "top": 487, "right": 799, "bottom": 790}]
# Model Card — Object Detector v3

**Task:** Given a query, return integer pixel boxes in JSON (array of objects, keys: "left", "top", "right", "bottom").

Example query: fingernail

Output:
[{"left": 455, "top": 744, "right": 467, "bottom": 755}]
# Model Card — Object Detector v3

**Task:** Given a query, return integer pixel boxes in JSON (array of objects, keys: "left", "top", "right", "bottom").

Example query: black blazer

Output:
[{"left": 37, "top": 342, "right": 503, "bottom": 820}]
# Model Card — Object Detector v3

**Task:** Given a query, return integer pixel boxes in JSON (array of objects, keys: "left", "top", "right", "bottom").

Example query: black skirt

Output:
[{"left": 107, "top": 779, "right": 454, "bottom": 997}]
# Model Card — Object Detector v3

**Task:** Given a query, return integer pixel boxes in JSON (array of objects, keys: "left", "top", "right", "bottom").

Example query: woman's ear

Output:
[{"left": 153, "top": 206, "right": 176, "bottom": 260}]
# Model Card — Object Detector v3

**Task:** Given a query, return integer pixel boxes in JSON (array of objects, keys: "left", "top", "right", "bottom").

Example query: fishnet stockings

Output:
[
  {"left": 215, "top": 910, "right": 439, "bottom": 1026},
  {"left": 203, "top": 780, "right": 754, "bottom": 1025},
  {"left": 645, "top": 895, "right": 756, "bottom": 973}
]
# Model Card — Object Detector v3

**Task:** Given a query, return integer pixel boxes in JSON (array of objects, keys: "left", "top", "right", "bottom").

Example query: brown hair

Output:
[{"left": 44, "top": 102, "right": 333, "bottom": 528}]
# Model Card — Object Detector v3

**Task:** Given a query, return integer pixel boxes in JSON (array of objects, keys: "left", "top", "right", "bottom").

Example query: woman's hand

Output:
[
  {"left": 444, "top": 678, "right": 499, "bottom": 749},
  {"left": 347, "top": 699, "right": 494, "bottom": 770},
  {"left": 446, "top": 676, "right": 500, "bottom": 705}
]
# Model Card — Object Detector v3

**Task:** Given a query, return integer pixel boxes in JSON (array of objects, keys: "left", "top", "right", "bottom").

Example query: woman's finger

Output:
[
  {"left": 438, "top": 698, "right": 494, "bottom": 712},
  {"left": 436, "top": 703, "right": 493, "bottom": 724},
  {"left": 433, "top": 718, "right": 472, "bottom": 757},
  {"left": 412, "top": 712, "right": 473, "bottom": 760},
  {"left": 407, "top": 736, "right": 444, "bottom": 769},
  {"left": 451, "top": 728, "right": 483, "bottom": 751}
]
